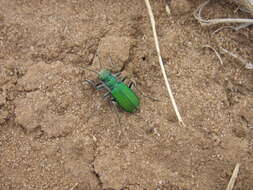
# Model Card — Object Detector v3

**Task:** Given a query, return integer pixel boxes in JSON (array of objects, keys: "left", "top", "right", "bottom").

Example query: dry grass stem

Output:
[
  {"left": 70, "top": 183, "right": 78, "bottom": 190},
  {"left": 144, "top": 0, "right": 185, "bottom": 126},
  {"left": 213, "top": 22, "right": 253, "bottom": 34},
  {"left": 226, "top": 163, "right": 240, "bottom": 190},
  {"left": 165, "top": 3, "right": 171, "bottom": 16},
  {"left": 220, "top": 47, "right": 252, "bottom": 69},
  {"left": 234, "top": 22, "right": 253, "bottom": 30},
  {"left": 194, "top": 0, "right": 253, "bottom": 26},
  {"left": 203, "top": 45, "right": 223, "bottom": 65}
]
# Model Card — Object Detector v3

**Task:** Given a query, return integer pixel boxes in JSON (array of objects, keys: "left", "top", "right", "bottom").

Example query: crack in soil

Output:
[
  {"left": 17, "top": 88, "right": 40, "bottom": 93},
  {"left": 89, "top": 136, "right": 104, "bottom": 189},
  {"left": 91, "top": 161, "right": 104, "bottom": 189}
]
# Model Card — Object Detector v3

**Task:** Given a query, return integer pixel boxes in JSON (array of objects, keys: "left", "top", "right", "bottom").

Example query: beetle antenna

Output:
[
  {"left": 132, "top": 83, "right": 161, "bottom": 102},
  {"left": 97, "top": 54, "right": 104, "bottom": 69},
  {"left": 109, "top": 56, "right": 122, "bottom": 72},
  {"left": 108, "top": 56, "right": 115, "bottom": 67},
  {"left": 81, "top": 67, "right": 99, "bottom": 75}
]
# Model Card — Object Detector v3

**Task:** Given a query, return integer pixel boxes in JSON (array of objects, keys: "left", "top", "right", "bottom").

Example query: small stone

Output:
[
  {"left": 87, "top": 53, "right": 95, "bottom": 63},
  {"left": 232, "top": 125, "right": 247, "bottom": 138},
  {"left": 245, "top": 63, "right": 253, "bottom": 70},
  {"left": 44, "top": 144, "right": 59, "bottom": 156},
  {"left": 0, "top": 110, "right": 9, "bottom": 124},
  {"left": 0, "top": 95, "right": 5, "bottom": 106},
  {"left": 170, "top": 0, "right": 192, "bottom": 14}
]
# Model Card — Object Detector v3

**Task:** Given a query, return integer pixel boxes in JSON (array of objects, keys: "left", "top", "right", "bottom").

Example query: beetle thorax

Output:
[{"left": 99, "top": 69, "right": 118, "bottom": 89}]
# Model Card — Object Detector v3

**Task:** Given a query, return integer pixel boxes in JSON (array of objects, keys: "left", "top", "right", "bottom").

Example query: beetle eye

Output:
[{"left": 99, "top": 69, "right": 109, "bottom": 80}]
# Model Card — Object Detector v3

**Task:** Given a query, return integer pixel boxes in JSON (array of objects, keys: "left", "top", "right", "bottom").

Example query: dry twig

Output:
[
  {"left": 144, "top": 0, "right": 185, "bottom": 126},
  {"left": 194, "top": 0, "right": 253, "bottom": 26},
  {"left": 220, "top": 47, "right": 253, "bottom": 69},
  {"left": 165, "top": 3, "right": 171, "bottom": 16},
  {"left": 70, "top": 183, "right": 78, "bottom": 190},
  {"left": 213, "top": 22, "right": 253, "bottom": 34},
  {"left": 202, "top": 45, "right": 223, "bottom": 65},
  {"left": 226, "top": 163, "right": 240, "bottom": 190}
]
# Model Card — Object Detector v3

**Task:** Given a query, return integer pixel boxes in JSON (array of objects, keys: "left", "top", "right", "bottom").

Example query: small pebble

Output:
[{"left": 170, "top": 0, "right": 192, "bottom": 14}]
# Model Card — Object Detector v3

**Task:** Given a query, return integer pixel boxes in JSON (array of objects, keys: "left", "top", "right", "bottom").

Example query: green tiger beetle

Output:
[
  {"left": 84, "top": 68, "right": 140, "bottom": 113},
  {"left": 83, "top": 56, "right": 159, "bottom": 113}
]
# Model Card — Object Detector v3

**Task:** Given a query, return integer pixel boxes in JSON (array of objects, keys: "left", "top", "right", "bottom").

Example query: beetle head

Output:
[{"left": 98, "top": 69, "right": 111, "bottom": 81}]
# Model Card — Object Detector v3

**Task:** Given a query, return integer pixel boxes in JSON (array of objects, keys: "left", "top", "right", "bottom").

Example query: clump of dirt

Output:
[
  {"left": 15, "top": 61, "right": 83, "bottom": 138},
  {"left": 0, "top": 0, "right": 253, "bottom": 190}
]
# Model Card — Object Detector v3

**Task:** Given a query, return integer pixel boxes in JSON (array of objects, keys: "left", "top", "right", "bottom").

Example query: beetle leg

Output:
[
  {"left": 136, "top": 87, "right": 160, "bottom": 102},
  {"left": 121, "top": 77, "right": 127, "bottom": 82},
  {"left": 103, "top": 91, "right": 111, "bottom": 100},
  {"left": 96, "top": 83, "right": 106, "bottom": 90},
  {"left": 85, "top": 80, "right": 106, "bottom": 91},
  {"left": 100, "top": 81, "right": 112, "bottom": 92},
  {"left": 84, "top": 79, "right": 97, "bottom": 88},
  {"left": 110, "top": 97, "right": 116, "bottom": 102},
  {"left": 114, "top": 72, "right": 121, "bottom": 78},
  {"left": 128, "top": 82, "right": 135, "bottom": 89},
  {"left": 108, "top": 98, "right": 122, "bottom": 127}
]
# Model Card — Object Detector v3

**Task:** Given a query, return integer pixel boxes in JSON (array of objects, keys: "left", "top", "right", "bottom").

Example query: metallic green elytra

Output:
[{"left": 98, "top": 69, "right": 140, "bottom": 113}]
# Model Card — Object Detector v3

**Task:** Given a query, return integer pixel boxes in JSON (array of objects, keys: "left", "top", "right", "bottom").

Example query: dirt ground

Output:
[{"left": 0, "top": 0, "right": 253, "bottom": 189}]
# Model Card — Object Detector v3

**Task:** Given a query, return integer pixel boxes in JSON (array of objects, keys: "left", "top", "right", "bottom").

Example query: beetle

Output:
[{"left": 85, "top": 69, "right": 140, "bottom": 113}]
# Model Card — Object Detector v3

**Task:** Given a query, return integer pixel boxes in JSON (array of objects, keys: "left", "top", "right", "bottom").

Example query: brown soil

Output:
[{"left": 0, "top": 0, "right": 253, "bottom": 190}]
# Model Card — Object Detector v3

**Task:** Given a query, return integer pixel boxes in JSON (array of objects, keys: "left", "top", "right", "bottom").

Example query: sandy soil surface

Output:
[{"left": 0, "top": 0, "right": 253, "bottom": 189}]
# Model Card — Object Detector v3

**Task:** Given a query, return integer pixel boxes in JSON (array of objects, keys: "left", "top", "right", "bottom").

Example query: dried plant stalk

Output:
[
  {"left": 227, "top": 0, "right": 253, "bottom": 15},
  {"left": 220, "top": 47, "right": 253, "bottom": 69},
  {"left": 144, "top": 0, "right": 185, "bottom": 126},
  {"left": 203, "top": 45, "right": 223, "bottom": 65},
  {"left": 226, "top": 163, "right": 240, "bottom": 190},
  {"left": 194, "top": 0, "right": 253, "bottom": 26}
]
